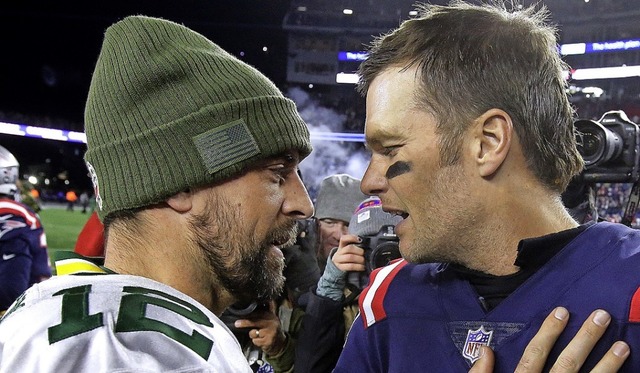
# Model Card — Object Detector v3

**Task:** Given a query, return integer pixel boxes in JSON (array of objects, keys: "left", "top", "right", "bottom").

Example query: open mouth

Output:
[
  {"left": 271, "top": 236, "right": 296, "bottom": 248},
  {"left": 383, "top": 207, "right": 409, "bottom": 220}
]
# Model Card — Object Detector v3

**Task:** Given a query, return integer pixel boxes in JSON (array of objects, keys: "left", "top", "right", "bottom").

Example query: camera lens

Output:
[
  {"left": 370, "top": 241, "right": 401, "bottom": 269},
  {"left": 575, "top": 119, "right": 623, "bottom": 167},
  {"left": 580, "top": 132, "right": 601, "bottom": 159}
]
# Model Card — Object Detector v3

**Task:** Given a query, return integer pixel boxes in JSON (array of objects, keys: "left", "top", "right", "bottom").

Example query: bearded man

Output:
[{"left": 0, "top": 15, "right": 312, "bottom": 372}]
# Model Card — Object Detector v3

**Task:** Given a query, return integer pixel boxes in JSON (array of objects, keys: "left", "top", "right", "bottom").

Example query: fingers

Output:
[
  {"left": 590, "top": 341, "right": 630, "bottom": 372},
  {"left": 515, "top": 308, "right": 629, "bottom": 373},
  {"left": 333, "top": 241, "right": 366, "bottom": 272},
  {"left": 234, "top": 316, "right": 279, "bottom": 333},
  {"left": 515, "top": 307, "right": 570, "bottom": 372},
  {"left": 468, "top": 346, "right": 494, "bottom": 373},
  {"left": 251, "top": 328, "right": 262, "bottom": 339},
  {"left": 234, "top": 319, "right": 258, "bottom": 330},
  {"left": 549, "top": 309, "right": 611, "bottom": 372},
  {"left": 338, "top": 234, "right": 361, "bottom": 247},
  {"left": 245, "top": 326, "right": 287, "bottom": 355}
]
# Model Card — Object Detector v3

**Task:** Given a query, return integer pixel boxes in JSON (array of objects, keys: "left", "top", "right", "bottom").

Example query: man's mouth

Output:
[
  {"left": 270, "top": 230, "right": 297, "bottom": 247},
  {"left": 383, "top": 207, "right": 409, "bottom": 219}
]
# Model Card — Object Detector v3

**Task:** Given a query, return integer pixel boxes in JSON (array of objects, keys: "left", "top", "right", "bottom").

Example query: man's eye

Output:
[
  {"left": 269, "top": 166, "right": 288, "bottom": 182},
  {"left": 382, "top": 146, "right": 400, "bottom": 156}
]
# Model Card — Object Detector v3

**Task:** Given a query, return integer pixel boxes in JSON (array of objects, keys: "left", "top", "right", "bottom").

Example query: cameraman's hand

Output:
[
  {"left": 332, "top": 234, "right": 366, "bottom": 272},
  {"left": 234, "top": 301, "right": 288, "bottom": 356},
  {"left": 469, "top": 307, "right": 630, "bottom": 373}
]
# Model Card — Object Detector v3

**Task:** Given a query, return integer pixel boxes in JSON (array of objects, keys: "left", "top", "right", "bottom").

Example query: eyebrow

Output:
[
  {"left": 280, "top": 152, "right": 299, "bottom": 166},
  {"left": 365, "top": 128, "right": 405, "bottom": 149}
]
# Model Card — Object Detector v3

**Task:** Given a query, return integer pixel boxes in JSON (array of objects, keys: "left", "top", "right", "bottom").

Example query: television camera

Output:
[
  {"left": 574, "top": 110, "right": 640, "bottom": 226},
  {"left": 575, "top": 110, "right": 640, "bottom": 183}
]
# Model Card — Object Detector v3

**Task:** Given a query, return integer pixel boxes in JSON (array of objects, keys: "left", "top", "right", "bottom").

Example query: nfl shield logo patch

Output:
[{"left": 463, "top": 326, "right": 493, "bottom": 364}]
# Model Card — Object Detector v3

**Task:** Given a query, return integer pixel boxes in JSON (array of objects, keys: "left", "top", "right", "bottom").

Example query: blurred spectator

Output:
[
  {"left": 29, "top": 188, "right": 40, "bottom": 203},
  {"left": 89, "top": 193, "right": 97, "bottom": 213},
  {"left": 65, "top": 189, "right": 77, "bottom": 211},
  {"left": 79, "top": 191, "right": 90, "bottom": 213},
  {"left": 15, "top": 180, "right": 41, "bottom": 213},
  {"left": 0, "top": 145, "right": 51, "bottom": 314}
]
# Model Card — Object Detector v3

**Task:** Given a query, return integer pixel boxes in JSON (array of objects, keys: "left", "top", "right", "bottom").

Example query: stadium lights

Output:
[
  {"left": 342, "top": 38, "right": 640, "bottom": 59},
  {"left": 0, "top": 121, "right": 87, "bottom": 143},
  {"left": 336, "top": 72, "right": 359, "bottom": 84},
  {"left": 338, "top": 65, "right": 640, "bottom": 85},
  {"left": 581, "top": 86, "right": 604, "bottom": 97},
  {"left": 311, "top": 131, "right": 364, "bottom": 142},
  {"left": 571, "top": 65, "right": 640, "bottom": 80},
  {"left": 0, "top": 121, "right": 366, "bottom": 144},
  {"left": 568, "top": 85, "right": 605, "bottom": 97},
  {"left": 560, "top": 39, "right": 640, "bottom": 56}
]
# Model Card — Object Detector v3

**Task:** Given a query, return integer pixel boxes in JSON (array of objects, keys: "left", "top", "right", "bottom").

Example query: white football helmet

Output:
[{"left": 0, "top": 145, "right": 19, "bottom": 196}]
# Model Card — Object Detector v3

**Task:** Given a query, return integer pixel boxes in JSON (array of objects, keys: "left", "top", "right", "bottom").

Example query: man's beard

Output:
[
  {"left": 403, "top": 162, "right": 478, "bottom": 266},
  {"left": 189, "top": 196, "right": 297, "bottom": 305}
]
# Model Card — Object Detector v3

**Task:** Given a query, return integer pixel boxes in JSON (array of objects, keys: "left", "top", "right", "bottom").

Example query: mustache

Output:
[{"left": 265, "top": 220, "right": 299, "bottom": 248}]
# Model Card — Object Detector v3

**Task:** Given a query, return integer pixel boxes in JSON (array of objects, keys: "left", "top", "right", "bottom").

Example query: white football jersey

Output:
[{"left": 0, "top": 272, "right": 252, "bottom": 372}]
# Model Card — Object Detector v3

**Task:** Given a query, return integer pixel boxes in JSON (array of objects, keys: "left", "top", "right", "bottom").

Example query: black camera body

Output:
[
  {"left": 347, "top": 224, "right": 401, "bottom": 291},
  {"left": 359, "top": 225, "right": 401, "bottom": 275},
  {"left": 575, "top": 110, "right": 640, "bottom": 183}
]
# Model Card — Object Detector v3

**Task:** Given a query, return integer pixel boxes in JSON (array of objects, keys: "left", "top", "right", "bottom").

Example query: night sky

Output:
[
  {"left": 0, "top": 1, "right": 293, "bottom": 193},
  {"left": 0, "top": 0, "right": 293, "bottom": 130}
]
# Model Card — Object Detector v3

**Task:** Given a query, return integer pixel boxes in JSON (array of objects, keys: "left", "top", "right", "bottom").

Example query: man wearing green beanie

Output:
[{"left": 0, "top": 15, "right": 313, "bottom": 372}]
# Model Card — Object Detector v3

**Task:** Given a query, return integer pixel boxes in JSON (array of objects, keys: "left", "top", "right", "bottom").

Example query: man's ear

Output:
[
  {"left": 472, "top": 109, "right": 513, "bottom": 177},
  {"left": 166, "top": 190, "right": 193, "bottom": 213}
]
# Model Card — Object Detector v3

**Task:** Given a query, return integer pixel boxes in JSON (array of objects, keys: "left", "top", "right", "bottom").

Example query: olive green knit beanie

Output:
[{"left": 84, "top": 15, "right": 312, "bottom": 220}]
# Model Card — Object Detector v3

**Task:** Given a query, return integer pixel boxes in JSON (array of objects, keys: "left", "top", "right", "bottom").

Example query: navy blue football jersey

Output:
[{"left": 336, "top": 222, "right": 640, "bottom": 372}]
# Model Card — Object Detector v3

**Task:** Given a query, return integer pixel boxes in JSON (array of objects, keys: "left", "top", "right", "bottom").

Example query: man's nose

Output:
[{"left": 283, "top": 172, "right": 314, "bottom": 219}]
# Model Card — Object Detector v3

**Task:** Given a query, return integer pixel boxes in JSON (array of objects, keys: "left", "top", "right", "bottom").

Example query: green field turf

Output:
[{"left": 38, "top": 208, "right": 91, "bottom": 253}]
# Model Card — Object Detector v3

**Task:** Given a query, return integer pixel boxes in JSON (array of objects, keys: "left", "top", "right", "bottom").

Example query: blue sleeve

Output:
[
  {"left": 333, "top": 315, "right": 380, "bottom": 373},
  {"left": 0, "top": 238, "right": 31, "bottom": 310},
  {"left": 29, "top": 229, "right": 51, "bottom": 283},
  {"left": 316, "top": 248, "right": 347, "bottom": 301}
]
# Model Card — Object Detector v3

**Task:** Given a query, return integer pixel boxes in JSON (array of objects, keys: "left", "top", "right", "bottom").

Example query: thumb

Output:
[{"left": 468, "top": 346, "right": 494, "bottom": 373}]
